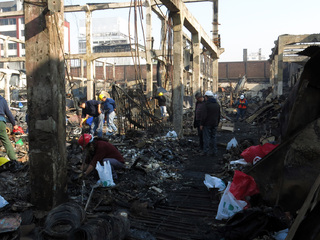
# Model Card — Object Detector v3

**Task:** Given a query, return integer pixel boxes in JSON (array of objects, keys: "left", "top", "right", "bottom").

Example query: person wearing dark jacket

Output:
[
  {"left": 0, "top": 96, "right": 18, "bottom": 161},
  {"left": 153, "top": 92, "right": 167, "bottom": 117},
  {"left": 78, "top": 99, "right": 104, "bottom": 137},
  {"left": 200, "top": 91, "right": 221, "bottom": 156},
  {"left": 193, "top": 93, "right": 205, "bottom": 150}
]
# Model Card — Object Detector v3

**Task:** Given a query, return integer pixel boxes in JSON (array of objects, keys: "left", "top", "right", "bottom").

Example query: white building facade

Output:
[
  {"left": 78, "top": 17, "right": 145, "bottom": 65},
  {"left": 0, "top": 0, "right": 70, "bottom": 69}
]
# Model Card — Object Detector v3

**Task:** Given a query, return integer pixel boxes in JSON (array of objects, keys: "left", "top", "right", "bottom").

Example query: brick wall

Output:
[
  {"left": 219, "top": 61, "right": 270, "bottom": 81},
  {"left": 69, "top": 61, "right": 270, "bottom": 83},
  {"left": 70, "top": 65, "right": 157, "bottom": 82}
]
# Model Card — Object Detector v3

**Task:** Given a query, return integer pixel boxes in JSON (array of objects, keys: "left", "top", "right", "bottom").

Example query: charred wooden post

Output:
[
  {"left": 25, "top": 0, "right": 67, "bottom": 210},
  {"left": 172, "top": 11, "right": 184, "bottom": 137},
  {"left": 192, "top": 32, "right": 201, "bottom": 105}
]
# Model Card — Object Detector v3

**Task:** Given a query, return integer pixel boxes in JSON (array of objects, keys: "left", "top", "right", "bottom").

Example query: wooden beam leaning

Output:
[
  {"left": 0, "top": 57, "right": 25, "bottom": 62},
  {"left": 0, "top": 35, "right": 25, "bottom": 44}
]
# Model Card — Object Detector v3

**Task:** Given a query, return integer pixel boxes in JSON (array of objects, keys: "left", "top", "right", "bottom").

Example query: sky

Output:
[{"left": 3, "top": 0, "right": 320, "bottom": 62}]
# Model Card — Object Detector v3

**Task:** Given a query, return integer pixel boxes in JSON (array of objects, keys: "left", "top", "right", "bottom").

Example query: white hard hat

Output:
[
  {"left": 204, "top": 91, "right": 214, "bottom": 97},
  {"left": 240, "top": 94, "right": 244, "bottom": 99}
]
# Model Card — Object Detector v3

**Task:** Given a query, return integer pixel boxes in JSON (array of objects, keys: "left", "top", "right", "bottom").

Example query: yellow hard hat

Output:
[
  {"left": 0, "top": 157, "right": 9, "bottom": 166},
  {"left": 158, "top": 92, "right": 163, "bottom": 96},
  {"left": 99, "top": 94, "right": 105, "bottom": 101}
]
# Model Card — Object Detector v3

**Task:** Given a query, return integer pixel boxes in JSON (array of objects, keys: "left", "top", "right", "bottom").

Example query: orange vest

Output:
[{"left": 238, "top": 99, "right": 247, "bottom": 109}]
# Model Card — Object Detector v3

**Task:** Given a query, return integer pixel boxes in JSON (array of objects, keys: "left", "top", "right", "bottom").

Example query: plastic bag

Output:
[
  {"left": 240, "top": 145, "right": 263, "bottom": 163},
  {"left": 261, "top": 142, "right": 278, "bottom": 155},
  {"left": 241, "top": 143, "right": 279, "bottom": 163},
  {"left": 165, "top": 131, "right": 177, "bottom": 139},
  {"left": 0, "top": 195, "right": 8, "bottom": 208},
  {"left": 252, "top": 156, "right": 262, "bottom": 165},
  {"left": 216, "top": 182, "right": 247, "bottom": 220},
  {"left": 230, "top": 158, "right": 248, "bottom": 165},
  {"left": 203, "top": 174, "right": 226, "bottom": 191},
  {"left": 95, "top": 161, "right": 115, "bottom": 187},
  {"left": 12, "top": 126, "right": 24, "bottom": 134},
  {"left": 229, "top": 170, "right": 259, "bottom": 200},
  {"left": 272, "top": 228, "right": 288, "bottom": 240},
  {"left": 226, "top": 137, "right": 238, "bottom": 150}
]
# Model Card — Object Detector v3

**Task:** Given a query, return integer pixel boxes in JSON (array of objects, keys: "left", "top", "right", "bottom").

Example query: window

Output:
[
  {"left": 1, "top": 31, "right": 17, "bottom": 38},
  {"left": 8, "top": 18, "right": 16, "bottom": 25},
  {"left": 8, "top": 43, "right": 17, "bottom": 50},
  {"left": 0, "top": 18, "right": 16, "bottom": 26},
  {"left": 1, "top": 6, "right": 16, "bottom": 12}
]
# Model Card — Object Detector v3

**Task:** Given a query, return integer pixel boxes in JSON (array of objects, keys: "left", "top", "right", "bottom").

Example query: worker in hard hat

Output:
[
  {"left": 152, "top": 92, "right": 167, "bottom": 118},
  {"left": 234, "top": 94, "right": 248, "bottom": 121},
  {"left": 200, "top": 90, "right": 221, "bottom": 156},
  {"left": 78, "top": 99, "right": 104, "bottom": 137},
  {"left": 78, "top": 134, "right": 124, "bottom": 178},
  {"left": 99, "top": 93, "right": 117, "bottom": 136}
]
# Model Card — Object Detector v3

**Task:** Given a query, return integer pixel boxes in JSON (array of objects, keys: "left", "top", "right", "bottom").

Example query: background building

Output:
[
  {"left": 0, "top": 0, "right": 70, "bottom": 69},
  {"left": 78, "top": 17, "right": 145, "bottom": 66}
]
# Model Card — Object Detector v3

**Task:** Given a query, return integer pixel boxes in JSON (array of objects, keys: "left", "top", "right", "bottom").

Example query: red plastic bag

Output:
[
  {"left": 240, "top": 145, "right": 263, "bottom": 163},
  {"left": 240, "top": 143, "right": 278, "bottom": 163},
  {"left": 261, "top": 143, "right": 278, "bottom": 155},
  {"left": 229, "top": 170, "right": 259, "bottom": 200},
  {"left": 12, "top": 126, "right": 24, "bottom": 134}
]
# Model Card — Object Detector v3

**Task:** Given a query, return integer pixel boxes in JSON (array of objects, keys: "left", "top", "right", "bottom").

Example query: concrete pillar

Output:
[
  {"left": 274, "top": 54, "right": 279, "bottom": 96},
  {"left": 2, "top": 39, "right": 10, "bottom": 103},
  {"left": 4, "top": 73, "right": 10, "bottom": 104},
  {"left": 212, "top": 57, "right": 218, "bottom": 92},
  {"left": 212, "top": 0, "right": 219, "bottom": 46},
  {"left": 3, "top": 39, "right": 8, "bottom": 69},
  {"left": 80, "top": 59, "right": 84, "bottom": 88},
  {"left": 172, "top": 12, "right": 184, "bottom": 137},
  {"left": 85, "top": 10, "right": 94, "bottom": 100},
  {"left": 192, "top": 32, "right": 201, "bottom": 98},
  {"left": 145, "top": 0, "right": 153, "bottom": 97},
  {"left": 103, "top": 62, "right": 106, "bottom": 90},
  {"left": 277, "top": 42, "right": 284, "bottom": 96},
  {"left": 161, "top": 19, "right": 167, "bottom": 54},
  {"left": 24, "top": 0, "right": 67, "bottom": 210},
  {"left": 243, "top": 49, "right": 248, "bottom": 62}
]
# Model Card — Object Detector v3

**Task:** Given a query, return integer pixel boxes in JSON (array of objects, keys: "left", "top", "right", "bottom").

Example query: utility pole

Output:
[{"left": 24, "top": 0, "right": 67, "bottom": 210}]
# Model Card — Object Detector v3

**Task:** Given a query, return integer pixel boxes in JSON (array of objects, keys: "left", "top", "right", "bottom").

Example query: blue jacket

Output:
[
  {"left": 103, "top": 98, "right": 116, "bottom": 114},
  {"left": 0, "top": 96, "right": 15, "bottom": 125}
]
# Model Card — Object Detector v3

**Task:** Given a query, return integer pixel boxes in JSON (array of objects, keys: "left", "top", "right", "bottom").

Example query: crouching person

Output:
[{"left": 78, "top": 134, "right": 124, "bottom": 179}]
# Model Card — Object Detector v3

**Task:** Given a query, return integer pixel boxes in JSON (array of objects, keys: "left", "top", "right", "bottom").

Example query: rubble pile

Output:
[{"left": 67, "top": 133, "right": 197, "bottom": 211}]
